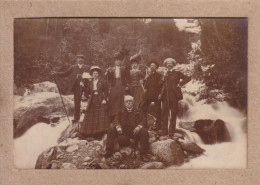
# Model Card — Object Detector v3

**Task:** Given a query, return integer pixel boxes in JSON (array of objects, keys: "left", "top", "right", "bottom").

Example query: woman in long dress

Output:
[
  {"left": 128, "top": 53, "right": 145, "bottom": 109},
  {"left": 105, "top": 52, "right": 128, "bottom": 121},
  {"left": 79, "top": 66, "right": 109, "bottom": 138}
]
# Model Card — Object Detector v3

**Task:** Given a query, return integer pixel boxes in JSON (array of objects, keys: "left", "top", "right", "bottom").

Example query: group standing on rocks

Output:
[{"left": 51, "top": 50, "right": 191, "bottom": 161}]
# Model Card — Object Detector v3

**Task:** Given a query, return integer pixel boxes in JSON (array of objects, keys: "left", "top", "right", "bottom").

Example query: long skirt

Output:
[
  {"left": 108, "top": 79, "right": 125, "bottom": 118},
  {"left": 79, "top": 95, "right": 109, "bottom": 135},
  {"left": 129, "top": 85, "right": 143, "bottom": 109}
]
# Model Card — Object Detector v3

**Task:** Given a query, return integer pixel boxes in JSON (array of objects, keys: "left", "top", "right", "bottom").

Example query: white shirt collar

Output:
[{"left": 78, "top": 64, "right": 83, "bottom": 69}]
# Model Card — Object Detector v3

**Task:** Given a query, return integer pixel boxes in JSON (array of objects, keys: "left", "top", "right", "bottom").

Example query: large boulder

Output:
[
  {"left": 179, "top": 119, "right": 231, "bottom": 144},
  {"left": 194, "top": 119, "right": 231, "bottom": 144},
  {"left": 35, "top": 138, "right": 106, "bottom": 169},
  {"left": 14, "top": 91, "right": 74, "bottom": 138},
  {"left": 150, "top": 139, "right": 185, "bottom": 165},
  {"left": 57, "top": 123, "right": 79, "bottom": 143},
  {"left": 31, "top": 81, "right": 59, "bottom": 94}
]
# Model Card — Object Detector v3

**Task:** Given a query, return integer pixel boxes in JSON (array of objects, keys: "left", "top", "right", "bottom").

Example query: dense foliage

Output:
[
  {"left": 198, "top": 19, "right": 247, "bottom": 112},
  {"left": 14, "top": 18, "right": 247, "bottom": 111},
  {"left": 14, "top": 18, "right": 193, "bottom": 93}
]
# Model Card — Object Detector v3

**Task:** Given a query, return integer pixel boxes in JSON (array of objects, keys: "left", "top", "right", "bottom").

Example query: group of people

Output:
[{"left": 52, "top": 51, "right": 190, "bottom": 159}]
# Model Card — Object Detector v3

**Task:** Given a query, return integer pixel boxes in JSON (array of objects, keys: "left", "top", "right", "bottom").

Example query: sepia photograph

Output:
[{"left": 13, "top": 18, "right": 247, "bottom": 169}]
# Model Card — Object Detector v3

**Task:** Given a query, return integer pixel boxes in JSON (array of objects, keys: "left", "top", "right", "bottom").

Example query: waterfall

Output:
[
  {"left": 169, "top": 94, "right": 247, "bottom": 168},
  {"left": 13, "top": 82, "right": 247, "bottom": 169}
]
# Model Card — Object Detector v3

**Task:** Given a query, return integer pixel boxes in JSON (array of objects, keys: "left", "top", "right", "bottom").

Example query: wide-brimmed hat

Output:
[
  {"left": 90, "top": 66, "right": 102, "bottom": 74},
  {"left": 163, "top": 58, "right": 177, "bottom": 66},
  {"left": 114, "top": 52, "right": 124, "bottom": 60},
  {"left": 76, "top": 53, "right": 86, "bottom": 58},
  {"left": 147, "top": 60, "right": 160, "bottom": 69},
  {"left": 82, "top": 72, "right": 92, "bottom": 79},
  {"left": 130, "top": 53, "right": 141, "bottom": 63}
]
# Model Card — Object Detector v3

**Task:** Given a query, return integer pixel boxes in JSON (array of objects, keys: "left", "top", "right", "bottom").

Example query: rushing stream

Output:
[{"left": 14, "top": 93, "right": 246, "bottom": 169}]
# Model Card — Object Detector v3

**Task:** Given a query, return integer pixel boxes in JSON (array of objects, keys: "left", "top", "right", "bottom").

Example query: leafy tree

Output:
[{"left": 198, "top": 19, "right": 247, "bottom": 111}]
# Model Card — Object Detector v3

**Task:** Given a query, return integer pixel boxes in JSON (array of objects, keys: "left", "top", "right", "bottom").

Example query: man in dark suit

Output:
[
  {"left": 159, "top": 58, "right": 191, "bottom": 136},
  {"left": 141, "top": 60, "right": 163, "bottom": 130},
  {"left": 105, "top": 95, "right": 150, "bottom": 161},
  {"left": 52, "top": 54, "right": 90, "bottom": 123}
]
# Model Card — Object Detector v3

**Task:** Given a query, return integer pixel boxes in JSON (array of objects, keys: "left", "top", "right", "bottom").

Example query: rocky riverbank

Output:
[{"left": 35, "top": 130, "right": 205, "bottom": 169}]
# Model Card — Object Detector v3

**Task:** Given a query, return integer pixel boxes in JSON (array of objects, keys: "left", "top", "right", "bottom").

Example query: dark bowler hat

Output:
[
  {"left": 114, "top": 52, "right": 124, "bottom": 60},
  {"left": 130, "top": 53, "right": 141, "bottom": 63},
  {"left": 148, "top": 60, "right": 160, "bottom": 69},
  {"left": 90, "top": 66, "right": 102, "bottom": 74}
]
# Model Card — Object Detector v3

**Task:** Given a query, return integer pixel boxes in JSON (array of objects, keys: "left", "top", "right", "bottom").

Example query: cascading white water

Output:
[
  {"left": 14, "top": 81, "right": 247, "bottom": 169},
  {"left": 14, "top": 118, "right": 70, "bottom": 169},
  {"left": 169, "top": 94, "right": 247, "bottom": 168}
]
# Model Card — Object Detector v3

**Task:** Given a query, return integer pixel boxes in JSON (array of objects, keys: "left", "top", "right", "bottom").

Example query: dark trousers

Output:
[
  {"left": 161, "top": 97, "right": 178, "bottom": 135},
  {"left": 141, "top": 100, "right": 161, "bottom": 129},
  {"left": 73, "top": 86, "right": 82, "bottom": 121},
  {"left": 106, "top": 126, "right": 149, "bottom": 154}
]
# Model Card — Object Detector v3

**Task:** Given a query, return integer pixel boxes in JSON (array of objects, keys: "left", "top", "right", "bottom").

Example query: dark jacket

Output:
[
  {"left": 143, "top": 71, "right": 163, "bottom": 101},
  {"left": 161, "top": 70, "right": 191, "bottom": 101},
  {"left": 105, "top": 66, "right": 129, "bottom": 86},
  {"left": 56, "top": 64, "right": 90, "bottom": 93},
  {"left": 113, "top": 108, "right": 143, "bottom": 137},
  {"left": 83, "top": 79, "right": 108, "bottom": 110}
]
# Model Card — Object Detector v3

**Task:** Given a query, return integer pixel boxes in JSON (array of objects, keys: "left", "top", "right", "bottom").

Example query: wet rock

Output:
[
  {"left": 173, "top": 133, "right": 184, "bottom": 140},
  {"left": 66, "top": 145, "right": 79, "bottom": 153},
  {"left": 140, "top": 162, "right": 164, "bottom": 169},
  {"left": 159, "top": 136, "right": 169, "bottom": 141},
  {"left": 113, "top": 152, "right": 122, "bottom": 160},
  {"left": 51, "top": 160, "right": 61, "bottom": 169},
  {"left": 84, "top": 156, "right": 92, "bottom": 162},
  {"left": 179, "top": 119, "right": 231, "bottom": 144},
  {"left": 120, "top": 147, "right": 133, "bottom": 156},
  {"left": 62, "top": 163, "right": 77, "bottom": 169},
  {"left": 32, "top": 81, "right": 59, "bottom": 93},
  {"left": 151, "top": 139, "right": 185, "bottom": 165},
  {"left": 58, "top": 124, "right": 80, "bottom": 144},
  {"left": 180, "top": 142, "right": 205, "bottom": 154},
  {"left": 59, "top": 138, "right": 80, "bottom": 147},
  {"left": 35, "top": 147, "right": 58, "bottom": 169},
  {"left": 170, "top": 141, "right": 185, "bottom": 165},
  {"left": 194, "top": 119, "right": 231, "bottom": 144},
  {"left": 98, "top": 163, "right": 110, "bottom": 169},
  {"left": 149, "top": 137, "right": 157, "bottom": 143},
  {"left": 14, "top": 84, "right": 74, "bottom": 138},
  {"left": 119, "top": 164, "right": 127, "bottom": 169}
]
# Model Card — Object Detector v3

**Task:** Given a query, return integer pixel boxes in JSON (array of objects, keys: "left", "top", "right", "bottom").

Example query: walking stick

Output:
[{"left": 46, "top": 63, "right": 71, "bottom": 124}]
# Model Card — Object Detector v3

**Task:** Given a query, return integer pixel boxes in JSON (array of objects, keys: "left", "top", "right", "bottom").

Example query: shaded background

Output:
[{"left": 14, "top": 18, "right": 247, "bottom": 112}]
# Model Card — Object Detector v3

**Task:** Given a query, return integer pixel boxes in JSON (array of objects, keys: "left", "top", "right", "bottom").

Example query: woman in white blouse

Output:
[{"left": 79, "top": 66, "right": 109, "bottom": 138}]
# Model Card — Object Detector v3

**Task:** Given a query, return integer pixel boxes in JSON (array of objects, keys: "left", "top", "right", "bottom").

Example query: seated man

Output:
[{"left": 105, "top": 95, "right": 150, "bottom": 160}]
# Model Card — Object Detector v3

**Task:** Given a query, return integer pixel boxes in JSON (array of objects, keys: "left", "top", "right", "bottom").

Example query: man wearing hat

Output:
[
  {"left": 105, "top": 95, "right": 150, "bottom": 161},
  {"left": 141, "top": 60, "right": 163, "bottom": 130},
  {"left": 159, "top": 58, "right": 191, "bottom": 136},
  {"left": 52, "top": 53, "right": 90, "bottom": 123},
  {"left": 105, "top": 52, "right": 129, "bottom": 122}
]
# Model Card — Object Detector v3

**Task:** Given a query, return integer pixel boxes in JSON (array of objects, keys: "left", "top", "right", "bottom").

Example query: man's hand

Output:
[
  {"left": 51, "top": 71, "right": 57, "bottom": 75},
  {"left": 116, "top": 126, "right": 122, "bottom": 135},
  {"left": 125, "top": 87, "right": 129, "bottom": 91},
  {"left": 102, "top": 100, "right": 106, "bottom": 104},
  {"left": 76, "top": 74, "right": 82, "bottom": 79},
  {"left": 158, "top": 94, "right": 162, "bottom": 100},
  {"left": 133, "top": 125, "right": 142, "bottom": 135}
]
